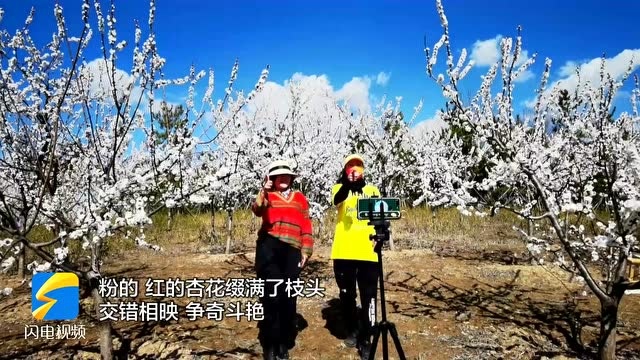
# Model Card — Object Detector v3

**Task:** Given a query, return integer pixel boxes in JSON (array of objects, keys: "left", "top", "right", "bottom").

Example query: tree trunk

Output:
[
  {"left": 210, "top": 200, "right": 216, "bottom": 244},
  {"left": 225, "top": 209, "right": 233, "bottom": 254},
  {"left": 598, "top": 299, "right": 620, "bottom": 360},
  {"left": 92, "top": 285, "right": 113, "bottom": 360},
  {"left": 167, "top": 207, "right": 172, "bottom": 231},
  {"left": 316, "top": 217, "right": 324, "bottom": 245},
  {"left": 17, "top": 244, "right": 25, "bottom": 279},
  {"left": 90, "top": 241, "right": 113, "bottom": 360}
]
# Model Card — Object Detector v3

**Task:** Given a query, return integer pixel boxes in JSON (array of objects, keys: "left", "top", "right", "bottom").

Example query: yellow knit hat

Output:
[{"left": 343, "top": 154, "right": 364, "bottom": 167}]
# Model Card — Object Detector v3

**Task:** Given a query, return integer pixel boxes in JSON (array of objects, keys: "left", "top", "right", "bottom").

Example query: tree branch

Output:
[{"left": 525, "top": 168, "right": 610, "bottom": 302}]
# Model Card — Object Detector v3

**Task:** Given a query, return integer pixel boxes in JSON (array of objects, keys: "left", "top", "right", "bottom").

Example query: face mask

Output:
[
  {"left": 273, "top": 175, "right": 291, "bottom": 190},
  {"left": 278, "top": 182, "right": 289, "bottom": 190}
]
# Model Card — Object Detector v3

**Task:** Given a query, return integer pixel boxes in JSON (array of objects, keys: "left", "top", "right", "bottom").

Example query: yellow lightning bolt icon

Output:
[{"left": 32, "top": 273, "right": 78, "bottom": 320}]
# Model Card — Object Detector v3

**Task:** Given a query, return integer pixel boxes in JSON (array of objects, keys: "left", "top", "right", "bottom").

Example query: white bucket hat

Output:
[{"left": 267, "top": 159, "right": 298, "bottom": 177}]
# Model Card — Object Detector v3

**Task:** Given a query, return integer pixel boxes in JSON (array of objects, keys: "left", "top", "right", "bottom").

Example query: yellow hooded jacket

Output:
[{"left": 330, "top": 183, "right": 381, "bottom": 262}]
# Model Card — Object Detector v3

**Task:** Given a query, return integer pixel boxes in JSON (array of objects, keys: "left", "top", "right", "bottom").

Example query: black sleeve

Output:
[
  {"left": 332, "top": 183, "right": 352, "bottom": 205},
  {"left": 350, "top": 179, "right": 366, "bottom": 195}
]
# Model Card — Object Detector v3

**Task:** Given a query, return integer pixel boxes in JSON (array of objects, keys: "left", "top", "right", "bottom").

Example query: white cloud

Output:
[
  {"left": 79, "top": 58, "right": 188, "bottom": 154},
  {"left": 410, "top": 110, "right": 448, "bottom": 139},
  {"left": 212, "top": 70, "right": 400, "bottom": 143},
  {"left": 554, "top": 49, "right": 640, "bottom": 92},
  {"left": 249, "top": 71, "right": 372, "bottom": 119},
  {"left": 514, "top": 66, "right": 535, "bottom": 83},
  {"left": 244, "top": 72, "right": 371, "bottom": 134},
  {"left": 238, "top": 70, "right": 413, "bottom": 144},
  {"left": 335, "top": 76, "right": 373, "bottom": 114},
  {"left": 376, "top": 71, "right": 391, "bottom": 86},
  {"left": 524, "top": 49, "right": 640, "bottom": 108},
  {"left": 248, "top": 70, "right": 388, "bottom": 116},
  {"left": 470, "top": 36, "right": 502, "bottom": 66},
  {"left": 81, "top": 58, "right": 135, "bottom": 103},
  {"left": 558, "top": 60, "right": 579, "bottom": 78},
  {"left": 247, "top": 81, "right": 292, "bottom": 120},
  {"left": 80, "top": 58, "right": 178, "bottom": 114},
  {"left": 470, "top": 35, "right": 534, "bottom": 83}
]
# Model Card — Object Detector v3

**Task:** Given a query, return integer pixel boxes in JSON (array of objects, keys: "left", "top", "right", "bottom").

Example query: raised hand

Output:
[
  {"left": 347, "top": 167, "right": 363, "bottom": 182},
  {"left": 263, "top": 175, "right": 273, "bottom": 191},
  {"left": 348, "top": 170, "right": 359, "bottom": 182}
]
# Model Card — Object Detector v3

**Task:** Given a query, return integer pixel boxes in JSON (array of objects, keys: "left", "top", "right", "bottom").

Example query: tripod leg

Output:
[
  {"left": 368, "top": 326, "right": 380, "bottom": 360},
  {"left": 388, "top": 323, "right": 407, "bottom": 360},
  {"left": 382, "top": 325, "right": 389, "bottom": 359}
]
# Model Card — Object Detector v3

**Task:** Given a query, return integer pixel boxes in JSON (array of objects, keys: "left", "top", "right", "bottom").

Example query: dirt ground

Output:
[{"left": 1, "top": 242, "right": 639, "bottom": 360}]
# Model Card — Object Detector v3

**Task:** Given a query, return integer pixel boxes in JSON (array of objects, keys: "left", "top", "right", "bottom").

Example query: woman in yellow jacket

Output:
[{"left": 330, "top": 154, "right": 380, "bottom": 360}]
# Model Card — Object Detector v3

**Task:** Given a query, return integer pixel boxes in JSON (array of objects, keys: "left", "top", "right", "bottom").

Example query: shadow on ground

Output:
[
  {"left": 448, "top": 248, "right": 533, "bottom": 266},
  {"left": 321, "top": 298, "right": 352, "bottom": 341},
  {"left": 386, "top": 269, "right": 640, "bottom": 359}
]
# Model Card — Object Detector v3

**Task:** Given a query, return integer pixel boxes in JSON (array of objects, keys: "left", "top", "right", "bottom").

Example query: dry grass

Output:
[
  {"left": 4, "top": 204, "right": 625, "bottom": 269},
  {"left": 3, "top": 205, "right": 530, "bottom": 272},
  {"left": 139, "top": 205, "right": 528, "bottom": 257}
]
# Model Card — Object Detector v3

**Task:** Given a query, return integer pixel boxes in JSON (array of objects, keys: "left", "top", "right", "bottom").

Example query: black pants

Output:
[
  {"left": 333, "top": 259, "right": 379, "bottom": 344},
  {"left": 255, "top": 232, "right": 302, "bottom": 350}
]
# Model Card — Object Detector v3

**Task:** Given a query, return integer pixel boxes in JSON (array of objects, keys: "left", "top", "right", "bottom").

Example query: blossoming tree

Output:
[
  {"left": 422, "top": 1, "right": 639, "bottom": 358},
  {"left": 0, "top": 1, "right": 267, "bottom": 358}
]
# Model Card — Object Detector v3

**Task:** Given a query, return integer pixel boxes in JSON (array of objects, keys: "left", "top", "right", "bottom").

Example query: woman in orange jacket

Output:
[{"left": 251, "top": 159, "right": 313, "bottom": 360}]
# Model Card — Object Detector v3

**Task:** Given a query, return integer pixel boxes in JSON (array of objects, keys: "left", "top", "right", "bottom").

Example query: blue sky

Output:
[{"left": 2, "top": 0, "right": 639, "bottom": 133}]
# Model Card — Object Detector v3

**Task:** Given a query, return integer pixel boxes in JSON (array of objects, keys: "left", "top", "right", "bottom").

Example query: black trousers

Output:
[
  {"left": 333, "top": 259, "right": 379, "bottom": 344},
  {"left": 255, "top": 232, "right": 302, "bottom": 350}
]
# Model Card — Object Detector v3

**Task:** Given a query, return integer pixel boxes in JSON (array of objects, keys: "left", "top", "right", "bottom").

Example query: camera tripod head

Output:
[
  {"left": 368, "top": 218, "right": 391, "bottom": 242},
  {"left": 369, "top": 219, "right": 391, "bottom": 253}
]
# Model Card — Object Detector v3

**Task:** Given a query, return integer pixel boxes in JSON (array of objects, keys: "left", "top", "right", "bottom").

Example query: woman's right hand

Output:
[
  {"left": 348, "top": 169, "right": 363, "bottom": 182},
  {"left": 263, "top": 176, "right": 273, "bottom": 191}
]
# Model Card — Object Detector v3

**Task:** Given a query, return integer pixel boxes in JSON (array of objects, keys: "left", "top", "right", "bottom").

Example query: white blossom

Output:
[{"left": 422, "top": 0, "right": 640, "bottom": 330}]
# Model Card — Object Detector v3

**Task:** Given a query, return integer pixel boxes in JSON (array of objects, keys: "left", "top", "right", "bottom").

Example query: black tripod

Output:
[{"left": 365, "top": 204, "right": 406, "bottom": 360}]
